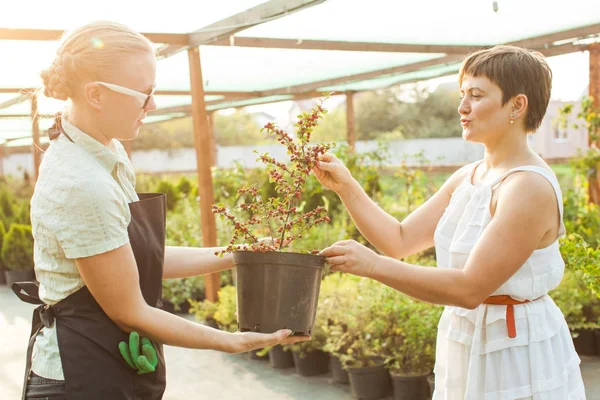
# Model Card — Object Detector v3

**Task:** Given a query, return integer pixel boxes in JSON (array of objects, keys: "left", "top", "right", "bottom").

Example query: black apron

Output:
[{"left": 13, "top": 117, "right": 167, "bottom": 399}]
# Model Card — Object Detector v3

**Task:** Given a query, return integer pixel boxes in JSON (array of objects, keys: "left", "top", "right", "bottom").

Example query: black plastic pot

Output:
[
  {"left": 427, "top": 374, "right": 435, "bottom": 397},
  {"left": 234, "top": 251, "right": 325, "bottom": 335},
  {"left": 248, "top": 348, "right": 269, "bottom": 361},
  {"left": 292, "top": 350, "right": 330, "bottom": 377},
  {"left": 573, "top": 328, "right": 599, "bottom": 356},
  {"left": 348, "top": 363, "right": 391, "bottom": 400},
  {"left": 178, "top": 300, "right": 192, "bottom": 315},
  {"left": 160, "top": 299, "right": 176, "bottom": 314},
  {"left": 4, "top": 270, "right": 32, "bottom": 286},
  {"left": 391, "top": 372, "right": 430, "bottom": 400},
  {"left": 330, "top": 355, "right": 349, "bottom": 384},
  {"left": 204, "top": 318, "right": 220, "bottom": 330},
  {"left": 269, "top": 345, "right": 294, "bottom": 369}
]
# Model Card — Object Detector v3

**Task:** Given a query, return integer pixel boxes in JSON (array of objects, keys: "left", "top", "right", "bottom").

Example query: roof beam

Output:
[
  {"left": 376, "top": 41, "right": 594, "bottom": 90},
  {"left": 508, "top": 23, "right": 600, "bottom": 49},
  {"left": 4, "top": 23, "right": 596, "bottom": 55},
  {"left": 157, "top": 0, "right": 326, "bottom": 59},
  {"left": 150, "top": 90, "right": 330, "bottom": 116},
  {"left": 0, "top": 93, "right": 30, "bottom": 110},
  {"left": 210, "top": 36, "right": 480, "bottom": 54},
  {"left": 205, "top": 23, "right": 600, "bottom": 53},
  {"left": 0, "top": 88, "right": 259, "bottom": 98},
  {"left": 258, "top": 54, "right": 465, "bottom": 97},
  {"left": 0, "top": 28, "right": 189, "bottom": 45},
  {"left": 241, "top": 25, "right": 600, "bottom": 97},
  {"left": 0, "top": 113, "right": 55, "bottom": 118}
]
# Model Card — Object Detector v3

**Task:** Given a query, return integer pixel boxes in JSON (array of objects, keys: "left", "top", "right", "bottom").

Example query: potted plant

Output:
[
  {"left": 212, "top": 97, "right": 334, "bottom": 336},
  {"left": 342, "top": 334, "right": 390, "bottom": 400},
  {"left": 259, "top": 345, "right": 294, "bottom": 369},
  {"left": 161, "top": 275, "right": 206, "bottom": 314},
  {"left": 285, "top": 282, "right": 332, "bottom": 376},
  {"left": 337, "top": 280, "right": 394, "bottom": 400},
  {"left": 2, "top": 223, "right": 35, "bottom": 285},
  {"left": 386, "top": 299, "right": 442, "bottom": 400},
  {"left": 321, "top": 274, "right": 364, "bottom": 384},
  {"left": 189, "top": 294, "right": 220, "bottom": 329},
  {"left": 0, "top": 221, "right": 6, "bottom": 285},
  {"left": 556, "top": 235, "right": 600, "bottom": 356}
]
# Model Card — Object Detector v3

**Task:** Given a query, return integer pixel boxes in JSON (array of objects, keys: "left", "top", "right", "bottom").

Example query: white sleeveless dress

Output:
[{"left": 432, "top": 161, "right": 586, "bottom": 399}]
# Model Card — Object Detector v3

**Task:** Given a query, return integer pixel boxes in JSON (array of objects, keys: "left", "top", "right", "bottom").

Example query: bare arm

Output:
[
  {"left": 322, "top": 172, "right": 559, "bottom": 308},
  {"left": 314, "top": 154, "right": 471, "bottom": 259},
  {"left": 76, "top": 245, "right": 306, "bottom": 353},
  {"left": 163, "top": 246, "right": 233, "bottom": 279}
]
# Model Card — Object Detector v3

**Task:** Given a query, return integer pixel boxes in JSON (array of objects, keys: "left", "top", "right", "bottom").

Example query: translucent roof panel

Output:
[
  {"left": 1, "top": 0, "right": 599, "bottom": 134},
  {"left": 0, "top": 94, "right": 214, "bottom": 119},
  {"left": 322, "top": 63, "right": 462, "bottom": 92},
  {"left": 0, "top": 117, "right": 53, "bottom": 141},
  {"left": 5, "top": 137, "right": 49, "bottom": 147},
  {"left": 157, "top": 46, "right": 443, "bottom": 92},
  {"left": 241, "top": 0, "right": 600, "bottom": 45},
  {"left": 208, "top": 94, "right": 294, "bottom": 110},
  {"left": 0, "top": 0, "right": 268, "bottom": 33}
]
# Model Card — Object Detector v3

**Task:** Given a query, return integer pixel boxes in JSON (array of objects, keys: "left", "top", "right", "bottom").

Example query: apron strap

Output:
[
  {"left": 12, "top": 282, "right": 58, "bottom": 400},
  {"left": 48, "top": 114, "right": 75, "bottom": 143},
  {"left": 11, "top": 281, "right": 44, "bottom": 305},
  {"left": 20, "top": 305, "right": 46, "bottom": 400}
]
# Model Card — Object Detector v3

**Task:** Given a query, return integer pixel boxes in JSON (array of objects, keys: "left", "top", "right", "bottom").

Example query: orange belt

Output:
[{"left": 482, "top": 295, "right": 540, "bottom": 338}]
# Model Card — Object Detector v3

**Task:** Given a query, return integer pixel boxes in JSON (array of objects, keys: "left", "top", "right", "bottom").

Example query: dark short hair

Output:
[{"left": 458, "top": 45, "right": 552, "bottom": 133}]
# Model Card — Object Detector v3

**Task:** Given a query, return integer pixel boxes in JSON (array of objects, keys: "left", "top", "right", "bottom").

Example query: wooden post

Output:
[
  {"left": 346, "top": 91, "right": 356, "bottom": 152},
  {"left": 31, "top": 93, "right": 41, "bottom": 181},
  {"left": 207, "top": 111, "right": 217, "bottom": 167},
  {"left": 188, "top": 47, "right": 220, "bottom": 302},
  {"left": 589, "top": 44, "right": 600, "bottom": 204},
  {"left": 0, "top": 144, "right": 4, "bottom": 177}
]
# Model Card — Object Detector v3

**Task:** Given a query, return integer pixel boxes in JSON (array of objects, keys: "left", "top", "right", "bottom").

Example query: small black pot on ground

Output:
[
  {"left": 234, "top": 251, "right": 324, "bottom": 335},
  {"left": 204, "top": 318, "right": 220, "bottom": 330},
  {"left": 248, "top": 348, "right": 269, "bottom": 361},
  {"left": 292, "top": 350, "right": 330, "bottom": 377},
  {"left": 178, "top": 300, "right": 192, "bottom": 314},
  {"left": 347, "top": 363, "right": 391, "bottom": 400},
  {"left": 269, "top": 345, "right": 294, "bottom": 369},
  {"left": 330, "top": 355, "right": 349, "bottom": 384},
  {"left": 390, "top": 372, "right": 430, "bottom": 400},
  {"left": 160, "top": 299, "right": 176, "bottom": 314},
  {"left": 573, "top": 328, "right": 599, "bottom": 356}
]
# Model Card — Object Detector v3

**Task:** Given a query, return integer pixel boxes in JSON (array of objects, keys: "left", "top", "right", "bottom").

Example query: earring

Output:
[{"left": 510, "top": 113, "right": 516, "bottom": 125}]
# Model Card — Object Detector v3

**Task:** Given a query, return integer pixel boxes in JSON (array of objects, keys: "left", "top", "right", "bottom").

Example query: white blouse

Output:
[{"left": 30, "top": 116, "right": 138, "bottom": 380}]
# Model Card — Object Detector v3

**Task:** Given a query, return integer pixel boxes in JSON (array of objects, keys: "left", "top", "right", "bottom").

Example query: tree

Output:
[
  {"left": 213, "top": 110, "right": 267, "bottom": 146},
  {"left": 352, "top": 85, "right": 462, "bottom": 140},
  {"left": 355, "top": 90, "right": 403, "bottom": 140},
  {"left": 310, "top": 106, "right": 347, "bottom": 143},
  {"left": 134, "top": 110, "right": 270, "bottom": 150},
  {"left": 134, "top": 117, "right": 194, "bottom": 151},
  {"left": 397, "top": 86, "right": 462, "bottom": 139}
]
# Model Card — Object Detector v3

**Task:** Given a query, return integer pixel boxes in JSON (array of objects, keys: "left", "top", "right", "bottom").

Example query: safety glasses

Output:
[{"left": 95, "top": 81, "right": 154, "bottom": 109}]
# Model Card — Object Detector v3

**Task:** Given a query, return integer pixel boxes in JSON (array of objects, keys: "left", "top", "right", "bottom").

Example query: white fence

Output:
[{"left": 4, "top": 138, "right": 485, "bottom": 177}]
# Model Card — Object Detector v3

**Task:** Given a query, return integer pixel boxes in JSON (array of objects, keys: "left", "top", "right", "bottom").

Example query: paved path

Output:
[{"left": 1, "top": 286, "right": 598, "bottom": 399}]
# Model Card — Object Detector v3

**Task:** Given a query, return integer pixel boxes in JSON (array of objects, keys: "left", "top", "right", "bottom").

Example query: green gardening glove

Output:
[{"left": 119, "top": 331, "right": 158, "bottom": 375}]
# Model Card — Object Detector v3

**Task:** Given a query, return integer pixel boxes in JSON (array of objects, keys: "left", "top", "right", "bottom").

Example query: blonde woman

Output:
[
  {"left": 317, "top": 46, "right": 586, "bottom": 399},
  {"left": 13, "top": 21, "right": 305, "bottom": 400}
]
